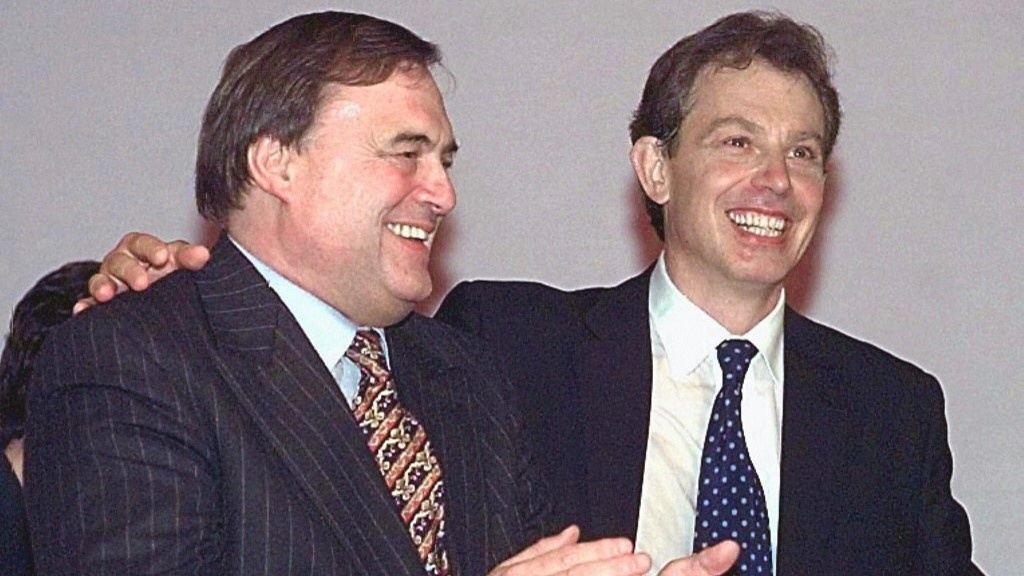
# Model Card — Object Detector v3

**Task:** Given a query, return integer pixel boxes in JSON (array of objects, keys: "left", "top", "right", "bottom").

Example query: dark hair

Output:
[
  {"left": 196, "top": 11, "right": 442, "bottom": 223},
  {"left": 630, "top": 11, "right": 842, "bottom": 240},
  {"left": 0, "top": 261, "right": 98, "bottom": 446}
]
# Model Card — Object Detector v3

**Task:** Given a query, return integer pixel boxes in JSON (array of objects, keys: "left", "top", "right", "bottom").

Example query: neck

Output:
[
  {"left": 227, "top": 220, "right": 413, "bottom": 328},
  {"left": 663, "top": 259, "right": 782, "bottom": 335},
  {"left": 698, "top": 290, "right": 781, "bottom": 334}
]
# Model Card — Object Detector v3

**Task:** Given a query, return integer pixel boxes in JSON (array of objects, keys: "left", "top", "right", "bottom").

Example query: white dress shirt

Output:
[
  {"left": 635, "top": 253, "right": 785, "bottom": 575},
  {"left": 232, "top": 238, "right": 387, "bottom": 406}
]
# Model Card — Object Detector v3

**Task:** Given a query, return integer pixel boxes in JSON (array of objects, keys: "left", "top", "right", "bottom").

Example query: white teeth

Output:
[
  {"left": 727, "top": 211, "right": 785, "bottom": 238},
  {"left": 387, "top": 223, "right": 429, "bottom": 241}
]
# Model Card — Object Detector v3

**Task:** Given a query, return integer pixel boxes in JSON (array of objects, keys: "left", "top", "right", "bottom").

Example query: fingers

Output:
[
  {"left": 80, "top": 232, "right": 210, "bottom": 311},
  {"left": 167, "top": 241, "right": 211, "bottom": 271},
  {"left": 96, "top": 232, "right": 164, "bottom": 293},
  {"left": 492, "top": 526, "right": 650, "bottom": 576},
  {"left": 657, "top": 541, "right": 740, "bottom": 576},
  {"left": 86, "top": 271, "right": 125, "bottom": 303},
  {"left": 124, "top": 232, "right": 172, "bottom": 268},
  {"left": 499, "top": 525, "right": 581, "bottom": 565},
  {"left": 90, "top": 232, "right": 210, "bottom": 304},
  {"left": 72, "top": 297, "right": 98, "bottom": 316},
  {"left": 100, "top": 251, "right": 154, "bottom": 292}
]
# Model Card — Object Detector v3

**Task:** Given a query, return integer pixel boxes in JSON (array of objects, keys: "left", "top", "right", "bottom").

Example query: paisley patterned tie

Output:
[{"left": 346, "top": 329, "right": 450, "bottom": 575}]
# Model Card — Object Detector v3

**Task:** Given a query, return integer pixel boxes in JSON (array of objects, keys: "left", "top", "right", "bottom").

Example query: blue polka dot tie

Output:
[{"left": 693, "top": 339, "right": 773, "bottom": 575}]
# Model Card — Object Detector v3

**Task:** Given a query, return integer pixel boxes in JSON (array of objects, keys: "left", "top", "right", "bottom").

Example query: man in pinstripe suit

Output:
[{"left": 24, "top": 12, "right": 659, "bottom": 576}]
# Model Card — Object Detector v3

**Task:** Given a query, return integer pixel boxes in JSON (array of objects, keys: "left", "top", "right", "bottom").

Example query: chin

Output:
[{"left": 387, "top": 280, "right": 433, "bottom": 309}]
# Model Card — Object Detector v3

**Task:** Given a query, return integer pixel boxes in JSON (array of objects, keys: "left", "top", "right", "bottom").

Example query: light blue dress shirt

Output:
[{"left": 231, "top": 238, "right": 388, "bottom": 406}]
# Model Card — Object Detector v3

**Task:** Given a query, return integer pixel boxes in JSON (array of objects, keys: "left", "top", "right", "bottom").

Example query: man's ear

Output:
[
  {"left": 247, "top": 135, "right": 297, "bottom": 203},
  {"left": 629, "top": 136, "right": 670, "bottom": 205}
]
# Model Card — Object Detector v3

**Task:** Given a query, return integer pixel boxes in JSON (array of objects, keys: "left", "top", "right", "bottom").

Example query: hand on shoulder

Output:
[{"left": 76, "top": 232, "right": 210, "bottom": 314}]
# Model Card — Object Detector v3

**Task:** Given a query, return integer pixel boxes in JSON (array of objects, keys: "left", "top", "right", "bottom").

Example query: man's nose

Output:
[{"left": 751, "top": 150, "right": 792, "bottom": 196}]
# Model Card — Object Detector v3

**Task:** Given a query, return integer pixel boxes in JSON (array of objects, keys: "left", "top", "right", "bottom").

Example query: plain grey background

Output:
[{"left": 3, "top": 2, "right": 1021, "bottom": 573}]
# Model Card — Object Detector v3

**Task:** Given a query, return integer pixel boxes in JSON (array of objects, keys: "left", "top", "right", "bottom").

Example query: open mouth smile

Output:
[
  {"left": 727, "top": 210, "right": 786, "bottom": 238},
  {"left": 386, "top": 223, "right": 429, "bottom": 241}
]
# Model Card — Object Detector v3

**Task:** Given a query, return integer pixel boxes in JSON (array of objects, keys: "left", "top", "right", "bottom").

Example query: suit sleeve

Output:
[
  {"left": 25, "top": 311, "right": 221, "bottom": 575},
  {"left": 438, "top": 284, "right": 558, "bottom": 548},
  {"left": 915, "top": 376, "right": 983, "bottom": 576}
]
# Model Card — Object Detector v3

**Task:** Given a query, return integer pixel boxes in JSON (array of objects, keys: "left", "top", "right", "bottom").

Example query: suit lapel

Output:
[
  {"left": 387, "top": 317, "right": 486, "bottom": 576},
  {"left": 197, "top": 237, "right": 424, "bottom": 575},
  {"left": 576, "top": 271, "right": 653, "bottom": 540},
  {"left": 776, "top": 309, "right": 862, "bottom": 574}
]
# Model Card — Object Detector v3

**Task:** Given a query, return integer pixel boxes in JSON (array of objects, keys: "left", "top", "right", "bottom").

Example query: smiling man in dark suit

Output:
[
  {"left": 23, "top": 11, "right": 662, "bottom": 576},
  {"left": 437, "top": 11, "right": 980, "bottom": 576}
]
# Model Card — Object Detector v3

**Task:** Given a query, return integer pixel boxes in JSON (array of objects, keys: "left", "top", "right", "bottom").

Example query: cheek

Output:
[{"left": 794, "top": 178, "right": 826, "bottom": 221}]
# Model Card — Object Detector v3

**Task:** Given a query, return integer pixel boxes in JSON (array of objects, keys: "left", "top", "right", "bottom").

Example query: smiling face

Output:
[
  {"left": 270, "top": 67, "right": 457, "bottom": 326},
  {"left": 634, "top": 58, "right": 826, "bottom": 327}
]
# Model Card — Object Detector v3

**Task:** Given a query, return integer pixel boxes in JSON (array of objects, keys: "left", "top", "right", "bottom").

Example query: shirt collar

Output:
[
  {"left": 648, "top": 252, "right": 784, "bottom": 384},
  {"left": 230, "top": 237, "right": 386, "bottom": 370}
]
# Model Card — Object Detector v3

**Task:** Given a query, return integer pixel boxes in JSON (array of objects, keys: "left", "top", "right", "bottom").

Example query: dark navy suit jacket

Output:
[
  {"left": 26, "top": 237, "right": 549, "bottom": 575},
  {"left": 436, "top": 270, "right": 981, "bottom": 575}
]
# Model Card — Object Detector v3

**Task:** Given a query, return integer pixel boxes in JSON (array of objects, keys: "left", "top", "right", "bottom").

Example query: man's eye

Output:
[
  {"left": 790, "top": 146, "right": 818, "bottom": 160},
  {"left": 724, "top": 136, "right": 750, "bottom": 148}
]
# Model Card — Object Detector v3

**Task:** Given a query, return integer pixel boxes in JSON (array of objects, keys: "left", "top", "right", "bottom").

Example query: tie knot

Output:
[
  {"left": 716, "top": 339, "right": 758, "bottom": 392},
  {"left": 346, "top": 329, "right": 387, "bottom": 371}
]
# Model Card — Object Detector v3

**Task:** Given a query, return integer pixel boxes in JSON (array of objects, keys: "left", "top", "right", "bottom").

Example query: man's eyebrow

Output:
[
  {"left": 388, "top": 131, "right": 459, "bottom": 155},
  {"left": 700, "top": 115, "right": 823, "bottom": 144},
  {"left": 791, "top": 130, "right": 824, "bottom": 146},
  {"left": 388, "top": 131, "right": 431, "bottom": 147},
  {"left": 700, "top": 115, "right": 762, "bottom": 139}
]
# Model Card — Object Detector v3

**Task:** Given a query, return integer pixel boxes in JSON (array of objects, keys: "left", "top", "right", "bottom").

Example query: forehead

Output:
[
  {"left": 685, "top": 59, "right": 824, "bottom": 133},
  {"left": 314, "top": 68, "right": 454, "bottom": 141}
]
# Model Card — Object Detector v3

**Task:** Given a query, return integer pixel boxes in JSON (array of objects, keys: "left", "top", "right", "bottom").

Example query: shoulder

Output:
[
  {"left": 59, "top": 270, "right": 202, "bottom": 345},
  {"left": 788, "top": 311, "right": 929, "bottom": 375},
  {"left": 31, "top": 270, "right": 208, "bottom": 397},
  {"left": 442, "top": 279, "right": 576, "bottom": 315},
  {"left": 786, "top": 309, "right": 944, "bottom": 406},
  {"left": 439, "top": 270, "right": 651, "bottom": 326}
]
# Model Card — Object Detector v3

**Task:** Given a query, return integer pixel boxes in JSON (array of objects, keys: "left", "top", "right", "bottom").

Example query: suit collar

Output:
[
  {"left": 776, "top": 309, "right": 861, "bottom": 573},
  {"left": 197, "top": 235, "right": 281, "bottom": 362},
  {"left": 576, "top": 268, "right": 654, "bottom": 540},
  {"left": 197, "top": 236, "right": 427, "bottom": 574}
]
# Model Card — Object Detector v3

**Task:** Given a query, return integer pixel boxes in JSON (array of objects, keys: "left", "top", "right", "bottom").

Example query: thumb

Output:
[{"left": 658, "top": 540, "right": 740, "bottom": 575}]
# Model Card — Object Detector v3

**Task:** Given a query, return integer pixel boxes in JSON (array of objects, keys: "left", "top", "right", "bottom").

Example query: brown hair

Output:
[
  {"left": 195, "top": 12, "right": 442, "bottom": 223},
  {"left": 630, "top": 11, "right": 842, "bottom": 240}
]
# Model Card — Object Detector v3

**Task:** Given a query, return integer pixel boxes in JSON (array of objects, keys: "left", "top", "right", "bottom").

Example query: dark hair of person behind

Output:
[
  {"left": 0, "top": 261, "right": 98, "bottom": 446},
  {"left": 196, "top": 11, "right": 442, "bottom": 224},
  {"left": 629, "top": 11, "right": 843, "bottom": 240}
]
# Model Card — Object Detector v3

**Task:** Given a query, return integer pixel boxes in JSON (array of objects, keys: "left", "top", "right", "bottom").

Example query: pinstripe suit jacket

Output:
[
  {"left": 436, "top": 272, "right": 980, "bottom": 575},
  {"left": 25, "top": 238, "right": 549, "bottom": 575}
]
